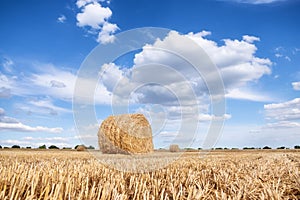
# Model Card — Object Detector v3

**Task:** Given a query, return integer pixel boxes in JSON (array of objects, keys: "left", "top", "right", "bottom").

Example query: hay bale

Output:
[
  {"left": 169, "top": 144, "right": 180, "bottom": 152},
  {"left": 98, "top": 113, "right": 154, "bottom": 154},
  {"left": 76, "top": 145, "right": 86, "bottom": 151}
]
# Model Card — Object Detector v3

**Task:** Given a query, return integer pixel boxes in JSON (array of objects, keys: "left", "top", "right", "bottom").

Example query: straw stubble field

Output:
[{"left": 0, "top": 149, "right": 299, "bottom": 199}]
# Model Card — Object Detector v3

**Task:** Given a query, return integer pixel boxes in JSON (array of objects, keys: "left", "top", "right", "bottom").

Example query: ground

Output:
[{"left": 0, "top": 149, "right": 299, "bottom": 199}]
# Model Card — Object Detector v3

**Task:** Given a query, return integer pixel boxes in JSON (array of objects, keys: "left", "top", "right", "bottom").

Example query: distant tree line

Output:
[
  {"left": 0, "top": 144, "right": 96, "bottom": 150},
  {"left": 1, "top": 144, "right": 300, "bottom": 150}
]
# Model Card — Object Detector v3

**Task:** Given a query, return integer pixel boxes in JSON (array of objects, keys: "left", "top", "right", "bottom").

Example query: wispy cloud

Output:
[
  {"left": 57, "top": 15, "right": 66, "bottom": 23},
  {"left": 0, "top": 122, "right": 63, "bottom": 133},
  {"left": 226, "top": 88, "right": 274, "bottom": 102},
  {"left": 222, "top": 0, "right": 287, "bottom": 4},
  {"left": 0, "top": 107, "right": 63, "bottom": 133},
  {"left": 264, "top": 98, "right": 300, "bottom": 129}
]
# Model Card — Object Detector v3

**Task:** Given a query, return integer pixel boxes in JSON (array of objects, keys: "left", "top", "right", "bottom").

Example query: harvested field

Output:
[{"left": 0, "top": 149, "right": 299, "bottom": 199}]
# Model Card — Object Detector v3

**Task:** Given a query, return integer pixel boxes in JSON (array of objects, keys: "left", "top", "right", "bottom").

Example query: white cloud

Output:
[
  {"left": 76, "top": 2, "right": 112, "bottom": 29},
  {"left": 50, "top": 80, "right": 66, "bottom": 88},
  {"left": 0, "top": 63, "right": 112, "bottom": 105},
  {"left": 76, "top": 0, "right": 94, "bottom": 8},
  {"left": 0, "top": 108, "right": 19, "bottom": 123},
  {"left": 0, "top": 108, "right": 63, "bottom": 133},
  {"left": 275, "top": 53, "right": 291, "bottom": 61},
  {"left": 76, "top": 0, "right": 118, "bottom": 44},
  {"left": 264, "top": 98, "right": 300, "bottom": 111},
  {"left": 96, "top": 22, "right": 118, "bottom": 44},
  {"left": 1, "top": 57, "right": 14, "bottom": 73},
  {"left": 29, "top": 64, "right": 111, "bottom": 104},
  {"left": 226, "top": 88, "right": 273, "bottom": 102},
  {"left": 29, "top": 66, "right": 77, "bottom": 101},
  {"left": 264, "top": 98, "right": 300, "bottom": 129},
  {"left": 225, "top": 0, "right": 287, "bottom": 4},
  {"left": 99, "top": 62, "right": 125, "bottom": 91},
  {"left": 292, "top": 82, "right": 300, "bottom": 91},
  {"left": 0, "top": 70, "right": 18, "bottom": 98},
  {"left": 0, "top": 87, "right": 11, "bottom": 98},
  {"left": 133, "top": 30, "right": 272, "bottom": 101},
  {"left": 249, "top": 0, "right": 286, "bottom": 4},
  {"left": 2, "top": 30, "right": 272, "bottom": 105},
  {"left": 264, "top": 121, "right": 300, "bottom": 129},
  {"left": 284, "top": 56, "right": 291, "bottom": 61},
  {"left": 274, "top": 46, "right": 292, "bottom": 61},
  {"left": 198, "top": 114, "right": 231, "bottom": 121},
  {"left": 57, "top": 15, "right": 66, "bottom": 23},
  {"left": 24, "top": 99, "right": 71, "bottom": 115},
  {"left": 0, "top": 30, "right": 274, "bottom": 145},
  {"left": 0, "top": 116, "right": 19, "bottom": 123},
  {"left": 0, "top": 72, "right": 12, "bottom": 93},
  {"left": 0, "top": 122, "right": 63, "bottom": 133},
  {"left": 0, "top": 109, "right": 63, "bottom": 133},
  {"left": 242, "top": 35, "right": 260, "bottom": 43}
]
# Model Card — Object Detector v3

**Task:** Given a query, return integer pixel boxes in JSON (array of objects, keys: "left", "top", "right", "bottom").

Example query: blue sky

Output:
[{"left": 0, "top": 0, "right": 300, "bottom": 149}]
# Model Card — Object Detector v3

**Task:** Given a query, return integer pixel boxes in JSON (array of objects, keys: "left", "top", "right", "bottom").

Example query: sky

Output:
[{"left": 0, "top": 0, "right": 300, "bottom": 149}]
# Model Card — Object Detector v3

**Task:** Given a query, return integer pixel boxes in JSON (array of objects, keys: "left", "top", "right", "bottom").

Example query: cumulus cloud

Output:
[
  {"left": 242, "top": 35, "right": 260, "bottom": 43},
  {"left": 292, "top": 81, "right": 300, "bottom": 91},
  {"left": 76, "top": 0, "right": 118, "bottom": 44},
  {"left": 264, "top": 98, "right": 300, "bottom": 129},
  {"left": 132, "top": 30, "right": 272, "bottom": 101},
  {"left": 76, "top": 0, "right": 95, "bottom": 8},
  {"left": 96, "top": 22, "right": 119, "bottom": 44},
  {"left": 76, "top": 2, "right": 111, "bottom": 28}
]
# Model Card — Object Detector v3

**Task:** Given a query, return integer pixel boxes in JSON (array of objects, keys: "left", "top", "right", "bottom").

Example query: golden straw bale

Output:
[{"left": 98, "top": 113, "right": 153, "bottom": 154}]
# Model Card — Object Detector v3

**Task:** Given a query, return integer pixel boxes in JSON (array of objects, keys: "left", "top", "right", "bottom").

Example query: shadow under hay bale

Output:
[{"left": 98, "top": 113, "right": 154, "bottom": 154}]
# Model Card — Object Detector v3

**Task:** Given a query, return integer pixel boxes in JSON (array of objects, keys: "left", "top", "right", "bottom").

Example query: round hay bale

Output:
[
  {"left": 98, "top": 113, "right": 154, "bottom": 154},
  {"left": 76, "top": 145, "right": 86, "bottom": 151},
  {"left": 169, "top": 144, "right": 180, "bottom": 152}
]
